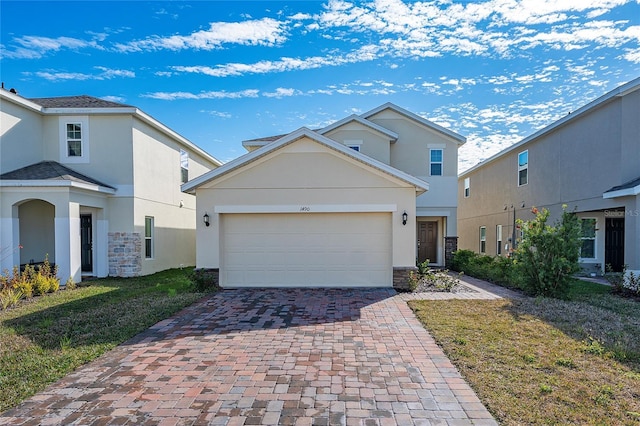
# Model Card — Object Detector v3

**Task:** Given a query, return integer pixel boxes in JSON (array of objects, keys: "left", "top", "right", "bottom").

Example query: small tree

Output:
[{"left": 513, "top": 206, "right": 581, "bottom": 297}]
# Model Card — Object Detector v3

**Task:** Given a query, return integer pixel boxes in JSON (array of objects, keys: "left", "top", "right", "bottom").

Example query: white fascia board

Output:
[
  {"left": 603, "top": 184, "right": 640, "bottom": 199},
  {"left": 0, "top": 180, "right": 116, "bottom": 194},
  {"left": 319, "top": 115, "right": 399, "bottom": 142},
  {"left": 361, "top": 102, "right": 466, "bottom": 145},
  {"left": 214, "top": 204, "right": 398, "bottom": 214},
  {"left": 241, "top": 140, "right": 269, "bottom": 149},
  {"left": 182, "top": 127, "right": 429, "bottom": 194},
  {"left": 0, "top": 90, "right": 44, "bottom": 112},
  {"left": 460, "top": 76, "right": 640, "bottom": 178}
]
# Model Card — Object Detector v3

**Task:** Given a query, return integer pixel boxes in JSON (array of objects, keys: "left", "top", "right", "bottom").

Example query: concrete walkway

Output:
[{"left": 1, "top": 283, "right": 507, "bottom": 426}]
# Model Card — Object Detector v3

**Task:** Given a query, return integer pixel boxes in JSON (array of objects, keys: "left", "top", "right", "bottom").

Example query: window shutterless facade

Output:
[
  {"left": 145, "top": 216, "right": 154, "bottom": 259},
  {"left": 518, "top": 150, "right": 528, "bottom": 186},
  {"left": 430, "top": 149, "right": 443, "bottom": 176},
  {"left": 479, "top": 226, "right": 486, "bottom": 253},
  {"left": 59, "top": 116, "right": 89, "bottom": 163},
  {"left": 464, "top": 177, "right": 470, "bottom": 197},
  {"left": 496, "top": 224, "right": 503, "bottom": 255},
  {"left": 580, "top": 218, "right": 596, "bottom": 259},
  {"left": 180, "top": 149, "right": 189, "bottom": 184}
]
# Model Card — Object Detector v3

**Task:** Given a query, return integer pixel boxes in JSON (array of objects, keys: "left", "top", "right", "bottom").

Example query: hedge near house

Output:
[{"left": 513, "top": 206, "right": 581, "bottom": 297}]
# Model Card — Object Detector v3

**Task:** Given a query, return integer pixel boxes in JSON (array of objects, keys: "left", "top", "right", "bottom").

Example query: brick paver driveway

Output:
[{"left": 1, "top": 288, "right": 497, "bottom": 425}]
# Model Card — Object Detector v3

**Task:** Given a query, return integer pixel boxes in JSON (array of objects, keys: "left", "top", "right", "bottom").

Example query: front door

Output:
[
  {"left": 80, "top": 214, "right": 93, "bottom": 272},
  {"left": 417, "top": 221, "right": 438, "bottom": 264},
  {"left": 605, "top": 218, "right": 625, "bottom": 272}
]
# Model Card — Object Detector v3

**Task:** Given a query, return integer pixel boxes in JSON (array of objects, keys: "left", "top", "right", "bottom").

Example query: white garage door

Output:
[{"left": 221, "top": 212, "right": 392, "bottom": 288}]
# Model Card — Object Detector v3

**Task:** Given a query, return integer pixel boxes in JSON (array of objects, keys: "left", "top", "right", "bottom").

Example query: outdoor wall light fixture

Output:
[
  {"left": 203, "top": 213, "right": 210, "bottom": 227},
  {"left": 402, "top": 211, "right": 408, "bottom": 226}
]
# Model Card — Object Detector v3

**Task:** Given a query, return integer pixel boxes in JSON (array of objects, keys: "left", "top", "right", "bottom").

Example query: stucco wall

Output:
[
  {"left": 457, "top": 87, "right": 639, "bottom": 271},
  {"left": 0, "top": 99, "right": 44, "bottom": 172}
]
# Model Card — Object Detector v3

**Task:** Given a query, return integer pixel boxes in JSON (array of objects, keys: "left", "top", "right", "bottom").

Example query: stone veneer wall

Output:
[
  {"left": 108, "top": 232, "right": 142, "bottom": 277},
  {"left": 444, "top": 236, "right": 458, "bottom": 269},
  {"left": 393, "top": 266, "right": 418, "bottom": 291}
]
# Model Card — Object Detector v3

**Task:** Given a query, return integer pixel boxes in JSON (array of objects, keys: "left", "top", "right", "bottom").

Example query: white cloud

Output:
[
  {"left": 202, "top": 110, "right": 233, "bottom": 119},
  {"left": 31, "top": 66, "right": 135, "bottom": 82},
  {"left": 143, "top": 89, "right": 260, "bottom": 100},
  {"left": 263, "top": 87, "right": 302, "bottom": 98},
  {"left": 115, "top": 18, "right": 287, "bottom": 52},
  {"left": 1, "top": 35, "right": 101, "bottom": 59},
  {"left": 101, "top": 95, "right": 127, "bottom": 103}
]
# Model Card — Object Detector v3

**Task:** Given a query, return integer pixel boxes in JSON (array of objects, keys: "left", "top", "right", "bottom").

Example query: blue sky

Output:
[{"left": 1, "top": 0, "right": 639, "bottom": 171}]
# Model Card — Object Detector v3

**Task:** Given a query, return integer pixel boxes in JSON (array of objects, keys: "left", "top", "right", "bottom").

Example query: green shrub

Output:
[
  {"left": 189, "top": 268, "right": 220, "bottom": 292},
  {"left": 64, "top": 276, "right": 77, "bottom": 290},
  {"left": 451, "top": 250, "right": 516, "bottom": 287},
  {"left": 513, "top": 206, "right": 581, "bottom": 297}
]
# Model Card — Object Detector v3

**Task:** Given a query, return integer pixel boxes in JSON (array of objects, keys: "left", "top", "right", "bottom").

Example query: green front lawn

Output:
[
  {"left": 0, "top": 268, "right": 207, "bottom": 413},
  {"left": 409, "top": 280, "right": 640, "bottom": 425}
]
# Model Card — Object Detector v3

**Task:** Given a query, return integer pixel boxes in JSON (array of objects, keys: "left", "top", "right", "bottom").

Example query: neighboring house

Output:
[
  {"left": 457, "top": 77, "right": 640, "bottom": 277},
  {"left": 0, "top": 88, "right": 221, "bottom": 283},
  {"left": 183, "top": 103, "right": 466, "bottom": 289}
]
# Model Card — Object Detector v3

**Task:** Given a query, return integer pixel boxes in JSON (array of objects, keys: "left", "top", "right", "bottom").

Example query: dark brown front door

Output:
[
  {"left": 417, "top": 221, "right": 438, "bottom": 264},
  {"left": 80, "top": 214, "right": 93, "bottom": 272},
  {"left": 605, "top": 218, "right": 625, "bottom": 272}
]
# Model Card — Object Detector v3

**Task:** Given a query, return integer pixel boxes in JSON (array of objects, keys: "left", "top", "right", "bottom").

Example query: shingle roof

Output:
[
  {"left": 605, "top": 176, "right": 640, "bottom": 193},
  {"left": 28, "top": 95, "right": 132, "bottom": 109},
  {"left": 0, "top": 161, "right": 115, "bottom": 189}
]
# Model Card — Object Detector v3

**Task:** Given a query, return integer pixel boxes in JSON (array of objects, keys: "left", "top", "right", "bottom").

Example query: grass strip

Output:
[
  {"left": 0, "top": 268, "right": 206, "bottom": 412},
  {"left": 409, "top": 283, "right": 640, "bottom": 425}
]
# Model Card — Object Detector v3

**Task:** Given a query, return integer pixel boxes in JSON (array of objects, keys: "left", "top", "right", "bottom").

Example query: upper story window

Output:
[
  {"left": 464, "top": 177, "right": 470, "bottom": 198},
  {"left": 66, "top": 123, "right": 82, "bottom": 156},
  {"left": 180, "top": 149, "right": 189, "bottom": 184},
  {"left": 59, "top": 116, "right": 89, "bottom": 163},
  {"left": 430, "top": 149, "right": 443, "bottom": 176},
  {"left": 344, "top": 139, "right": 362, "bottom": 152},
  {"left": 518, "top": 150, "right": 528, "bottom": 186},
  {"left": 580, "top": 218, "right": 596, "bottom": 259}
]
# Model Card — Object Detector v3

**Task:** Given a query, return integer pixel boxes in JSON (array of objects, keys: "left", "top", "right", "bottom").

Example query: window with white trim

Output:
[
  {"left": 479, "top": 226, "right": 486, "bottom": 253},
  {"left": 66, "top": 123, "right": 82, "bottom": 156},
  {"left": 180, "top": 149, "right": 189, "bottom": 184},
  {"left": 430, "top": 149, "right": 443, "bottom": 176},
  {"left": 580, "top": 218, "right": 596, "bottom": 259},
  {"left": 496, "top": 224, "right": 503, "bottom": 255},
  {"left": 464, "top": 177, "right": 470, "bottom": 198},
  {"left": 59, "top": 116, "right": 89, "bottom": 163},
  {"left": 145, "top": 216, "right": 154, "bottom": 259},
  {"left": 518, "top": 150, "right": 528, "bottom": 186}
]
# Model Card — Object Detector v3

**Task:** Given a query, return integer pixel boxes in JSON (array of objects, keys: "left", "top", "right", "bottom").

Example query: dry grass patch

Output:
[{"left": 409, "top": 291, "right": 640, "bottom": 425}]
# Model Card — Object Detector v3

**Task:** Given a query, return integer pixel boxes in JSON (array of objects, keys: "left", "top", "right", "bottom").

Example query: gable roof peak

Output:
[{"left": 361, "top": 102, "right": 466, "bottom": 144}]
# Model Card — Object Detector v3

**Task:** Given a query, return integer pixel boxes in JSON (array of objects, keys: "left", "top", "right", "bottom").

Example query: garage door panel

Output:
[{"left": 221, "top": 212, "right": 392, "bottom": 287}]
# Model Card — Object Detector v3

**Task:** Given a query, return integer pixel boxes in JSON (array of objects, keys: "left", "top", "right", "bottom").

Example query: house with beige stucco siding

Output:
[
  {"left": 0, "top": 88, "right": 221, "bottom": 283},
  {"left": 184, "top": 103, "right": 465, "bottom": 289},
  {"left": 457, "top": 77, "right": 640, "bottom": 277}
]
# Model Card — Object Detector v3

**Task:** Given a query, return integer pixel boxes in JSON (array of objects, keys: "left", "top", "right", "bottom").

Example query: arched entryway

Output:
[{"left": 18, "top": 199, "right": 55, "bottom": 267}]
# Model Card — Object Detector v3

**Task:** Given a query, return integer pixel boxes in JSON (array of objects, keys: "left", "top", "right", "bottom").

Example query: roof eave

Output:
[
  {"left": 0, "top": 179, "right": 116, "bottom": 194},
  {"left": 361, "top": 102, "right": 466, "bottom": 145},
  {"left": 603, "top": 184, "right": 640, "bottom": 199}
]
